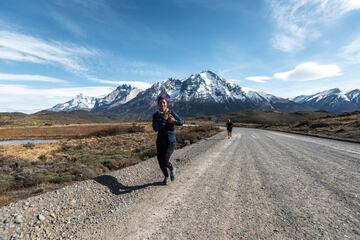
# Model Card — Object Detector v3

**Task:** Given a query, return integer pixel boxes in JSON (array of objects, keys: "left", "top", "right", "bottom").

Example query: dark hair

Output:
[{"left": 157, "top": 95, "right": 167, "bottom": 103}]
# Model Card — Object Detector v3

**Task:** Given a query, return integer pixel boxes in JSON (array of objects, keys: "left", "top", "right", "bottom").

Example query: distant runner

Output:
[
  {"left": 226, "top": 119, "right": 234, "bottom": 138},
  {"left": 152, "top": 95, "right": 184, "bottom": 185}
]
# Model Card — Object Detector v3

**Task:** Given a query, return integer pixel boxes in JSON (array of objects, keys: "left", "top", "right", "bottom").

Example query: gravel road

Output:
[{"left": 1, "top": 128, "right": 360, "bottom": 239}]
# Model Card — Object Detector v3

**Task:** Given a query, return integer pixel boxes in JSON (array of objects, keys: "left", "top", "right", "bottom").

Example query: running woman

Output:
[{"left": 152, "top": 95, "right": 184, "bottom": 185}]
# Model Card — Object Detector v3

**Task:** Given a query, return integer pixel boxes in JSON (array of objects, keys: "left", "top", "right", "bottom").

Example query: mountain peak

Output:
[
  {"left": 116, "top": 84, "right": 136, "bottom": 91},
  {"left": 318, "top": 88, "right": 341, "bottom": 95},
  {"left": 75, "top": 93, "right": 85, "bottom": 98},
  {"left": 48, "top": 94, "right": 96, "bottom": 112},
  {"left": 293, "top": 88, "right": 360, "bottom": 112}
]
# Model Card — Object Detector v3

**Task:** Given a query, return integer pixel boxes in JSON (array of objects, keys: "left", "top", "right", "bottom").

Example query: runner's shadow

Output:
[{"left": 94, "top": 175, "right": 163, "bottom": 195}]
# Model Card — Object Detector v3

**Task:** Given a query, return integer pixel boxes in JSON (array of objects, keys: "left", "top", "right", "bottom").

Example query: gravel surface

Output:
[{"left": 1, "top": 128, "right": 359, "bottom": 239}]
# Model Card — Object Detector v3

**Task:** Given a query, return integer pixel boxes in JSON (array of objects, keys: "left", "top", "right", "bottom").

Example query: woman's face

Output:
[{"left": 158, "top": 99, "right": 167, "bottom": 112}]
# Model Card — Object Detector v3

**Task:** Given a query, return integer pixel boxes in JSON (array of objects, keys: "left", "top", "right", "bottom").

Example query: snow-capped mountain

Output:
[
  {"left": 47, "top": 94, "right": 97, "bottom": 112},
  {"left": 293, "top": 88, "right": 360, "bottom": 113},
  {"left": 46, "top": 72, "right": 358, "bottom": 117},
  {"left": 92, "top": 84, "right": 142, "bottom": 111},
  {"left": 100, "top": 71, "right": 310, "bottom": 119},
  {"left": 346, "top": 89, "right": 360, "bottom": 105}
]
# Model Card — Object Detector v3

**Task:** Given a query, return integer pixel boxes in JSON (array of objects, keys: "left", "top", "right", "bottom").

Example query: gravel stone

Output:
[
  {"left": 37, "top": 214, "right": 46, "bottom": 221},
  {"left": 1, "top": 129, "right": 359, "bottom": 239}
]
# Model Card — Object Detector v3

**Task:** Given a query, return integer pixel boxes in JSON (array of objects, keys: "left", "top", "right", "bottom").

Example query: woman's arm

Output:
[{"left": 172, "top": 112, "right": 184, "bottom": 126}]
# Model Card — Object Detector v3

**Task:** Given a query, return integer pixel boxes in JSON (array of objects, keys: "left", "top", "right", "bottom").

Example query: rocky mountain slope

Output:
[
  {"left": 293, "top": 88, "right": 360, "bottom": 113},
  {"left": 47, "top": 94, "right": 97, "bottom": 112},
  {"left": 99, "top": 71, "right": 310, "bottom": 119}
]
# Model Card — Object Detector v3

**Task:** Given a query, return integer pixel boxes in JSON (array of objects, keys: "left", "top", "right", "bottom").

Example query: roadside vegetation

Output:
[
  {"left": 220, "top": 111, "right": 360, "bottom": 142},
  {"left": 0, "top": 111, "right": 120, "bottom": 127},
  {"left": 0, "top": 122, "right": 221, "bottom": 206}
]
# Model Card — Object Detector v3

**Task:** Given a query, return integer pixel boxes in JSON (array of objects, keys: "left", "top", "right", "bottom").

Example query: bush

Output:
[
  {"left": 23, "top": 142, "right": 35, "bottom": 149},
  {"left": 139, "top": 148, "right": 157, "bottom": 160},
  {"left": 87, "top": 125, "right": 145, "bottom": 138},
  {"left": 350, "top": 121, "right": 360, "bottom": 127},
  {"left": 102, "top": 160, "right": 118, "bottom": 170},
  {"left": 309, "top": 122, "right": 330, "bottom": 129},
  {"left": 176, "top": 125, "right": 220, "bottom": 147},
  {"left": 292, "top": 121, "right": 310, "bottom": 128}
]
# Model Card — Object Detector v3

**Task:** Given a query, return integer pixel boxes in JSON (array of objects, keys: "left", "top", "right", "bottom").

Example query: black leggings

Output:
[{"left": 156, "top": 142, "right": 175, "bottom": 177}]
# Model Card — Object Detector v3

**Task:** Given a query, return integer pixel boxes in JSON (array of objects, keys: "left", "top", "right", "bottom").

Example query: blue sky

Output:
[{"left": 0, "top": 0, "right": 359, "bottom": 113}]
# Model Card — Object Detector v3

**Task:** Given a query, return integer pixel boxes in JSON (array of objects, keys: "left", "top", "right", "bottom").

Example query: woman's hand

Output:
[{"left": 167, "top": 114, "right": 176, "bottom": 124}]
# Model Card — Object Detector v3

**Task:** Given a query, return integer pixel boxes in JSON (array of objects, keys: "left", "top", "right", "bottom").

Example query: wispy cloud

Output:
[
  {"left": 0, "top": 84, "right": 113, "bottom": 97},
  {"left": 341, "top": 36, "right": 360, "bottom": 64},
  {"left": 0, "top": 29, "right": 98, "bottom": 73},
  {"left": 54, "top": 0, "right": 107, "bottom": 10},
  {"left": 267, "top": 0, "right": 360, "bottom": 52},
  {"left": 245, "top": 76, "right": 271, "bottom": 83},
  {"left": 51, "top": 12, "right": 85, "bottom": 37},
  {"left": 0, "top": 72, "right": 67, "bottom": 83},
  {"left": 273, "top": 62, "right": 342, "bottom": 81}
]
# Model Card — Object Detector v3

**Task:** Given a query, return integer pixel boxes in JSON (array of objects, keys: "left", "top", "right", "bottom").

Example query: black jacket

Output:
[{"left": 152, "top": 110, "right": 183, "bottom": 144}]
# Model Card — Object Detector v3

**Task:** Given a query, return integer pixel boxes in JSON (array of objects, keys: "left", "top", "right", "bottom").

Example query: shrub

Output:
[
  {"left": 23, "top": 142, "right": 35, "bottom": 149},
  {"left": 291, "top": 121, "right": 310, "bottom": 128},
  {"left": 139, "top": 148, "right": 157, "bottom": 160},
  {"left": 87, "top": 126, "right": 145, "bottom": 138},
  {"left": 309, "top": 122, "right": 330, "bottom": 129}
]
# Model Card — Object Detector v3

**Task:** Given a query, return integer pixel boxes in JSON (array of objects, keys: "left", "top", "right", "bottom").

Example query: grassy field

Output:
[
  {"left": 220, "top": 111, "right": 360, "bottom": 141},
  {"left": 268, "top": 111, "right": 360, "bottom": 141},
  {"left": 0, "top": 123, "right": 148, "bottom": 140},
  {"left": 0, "top": 111, "right": 121, "bottom": 127},
  {"left": 0, "top": 122, "right": 220, "bottom": 206}
]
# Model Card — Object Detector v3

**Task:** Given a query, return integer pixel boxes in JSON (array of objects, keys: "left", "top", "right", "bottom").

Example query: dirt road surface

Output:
[{"left": 1, "top": 128, "right": 360, "bottom": 239}]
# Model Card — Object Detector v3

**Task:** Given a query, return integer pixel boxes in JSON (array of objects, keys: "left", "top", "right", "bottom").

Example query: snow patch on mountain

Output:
[
  {"left": 48, "top": 94, "right": 97, "bottom": 112},
  {"left": 93, "top": 84, "right": 142, "bottom": 110}
]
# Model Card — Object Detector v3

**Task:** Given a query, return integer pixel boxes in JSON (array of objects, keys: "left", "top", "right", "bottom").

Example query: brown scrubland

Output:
[
  {"left": 1, "top": 110, "right": 358, "bottom": 206},
  {"left": 0, "top": 120, "right": 220, "bottom": 206}
]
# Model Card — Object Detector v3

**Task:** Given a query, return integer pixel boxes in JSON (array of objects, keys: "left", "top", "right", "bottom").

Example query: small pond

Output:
[{"left": 0, "top": 139, "right": 61, "bottom": 145}]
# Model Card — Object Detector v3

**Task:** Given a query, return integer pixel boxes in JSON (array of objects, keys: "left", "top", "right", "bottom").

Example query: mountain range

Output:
[
  {"left": 46, "top": 71, "right": 360, "bottom": 118},
  {"left": 292, "top": 88, "right": 360, "bottom": 113}
]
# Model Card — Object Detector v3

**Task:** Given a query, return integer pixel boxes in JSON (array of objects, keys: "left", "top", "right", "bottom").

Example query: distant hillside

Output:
[
  {"left": 219, "top": 111, "right": 333, "bottom": 126},
  {"left": 293, "top": 88, "right": 360, "bottom": 113},
  {"left": 0, "top": 111, "right": 121, "bottom": 126}
]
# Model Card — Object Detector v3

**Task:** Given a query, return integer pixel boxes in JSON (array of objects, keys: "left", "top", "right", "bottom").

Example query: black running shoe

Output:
[
  {"left": 170, "top": 168, "right": 176, "bottom": 181},
  {"left": 163, "top": 176, "right": 171, "bottom": 185}
]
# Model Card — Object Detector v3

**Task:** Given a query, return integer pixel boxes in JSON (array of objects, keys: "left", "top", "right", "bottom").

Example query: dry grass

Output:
[
  {"left": 0, "top": 111, "right": 120, "bottom": 127},
  {"left": 0, "top": 123, "right": 148, "bottom": 140},
  {"left": 220, "top": 111, "right": 332, "bottom": 126},
  {"left": 283, "top": 112, "right": 360, "bottom": 140},
  {"left": 247, "top": 112, "right": 360, "bottom": 141},
  {"left": 0, "top": 142, "right": 61, "bottom": 162},
  {"left": 219, "top": 111, "right": 360, "bottom": 141},
  {"left": 0, "top": 122, "right": 220, "bottom": 206}
]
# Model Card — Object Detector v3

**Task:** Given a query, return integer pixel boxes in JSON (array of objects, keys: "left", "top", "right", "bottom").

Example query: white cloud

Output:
[
  {"left": 0, "top": 84, "right": 114, "bottom": 97},
  {"left": 0, "top": 84, "right": 115, "bottom": 113},
  {"left": 272, "top": 34, "right": 304, "bottom": 53},
  {"left": 345, "top": 0, "right": 360, "bottom": 11},
  {"left": 267, "top": 0, "right": 360, "bottom": 52},
  {"left": 0, "top": 29, "right": 98, "bottom": 73},
  {"left": 0, "top": 73, "right": 67, "bottom": 83},
  {"left": 245, "top": 76, "right": 271, "bottom": 83},
  {"left": 273, "top": 62, "right": 342, "bottom": 81},
  {"left": 94, "top": 79, "right": 152, "bottom": 90},
  {"left": 341, "top": 37, "right": 360, "bottom": 64}
]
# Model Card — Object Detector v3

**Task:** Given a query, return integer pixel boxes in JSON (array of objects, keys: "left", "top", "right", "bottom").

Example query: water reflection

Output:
[{"left": 0, "top": 139, "right": 61, "bottom": 145}]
